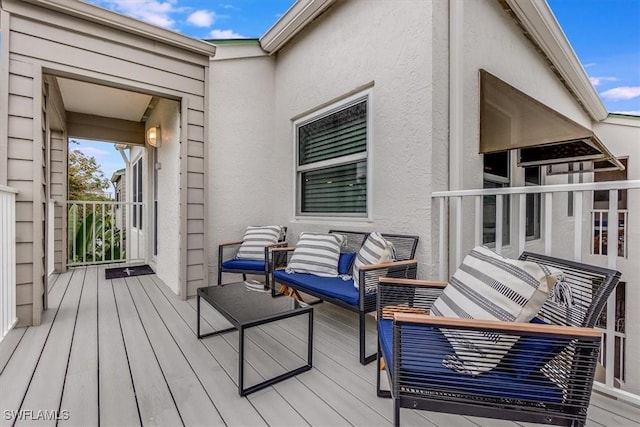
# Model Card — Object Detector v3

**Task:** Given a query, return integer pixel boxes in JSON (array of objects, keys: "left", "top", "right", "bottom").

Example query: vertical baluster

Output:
[
  {"left": 573, "top": 191, "right": 583, "bottom": 262},
  {"left": 102, "top": 203, "right": 106, "bottom": 262},
  {"left": 82, "top": 203, "right": 86, "bottom": 265},
  {"left": 605, "top": 190, "right": 619, "bottom": 387},
  {"left": 518, "top": 193, "right": 526, "bottom": 256},
  {"left": 92, "top": 203, "right": 96, "bottom": 262},
  {"left": 599, "top": 211, "right": 604, "bottom": 255},
  {"left": 544, "top": 193, "right": 552, "bottom": 255},
  {"left": 439, "top": 197, "right": 446, "bottom": 282},
  {"left": 474, "top": 195, "right": 482, "bottom": 247},
  {"left": 455, "top": 196, "right": 462, "bottom": 267},
  {"left": 495, "top": 194, "right": 503, "bottom": 254},
  {"left": 111, "top": 203, "right": 115, "bottom": 262}
]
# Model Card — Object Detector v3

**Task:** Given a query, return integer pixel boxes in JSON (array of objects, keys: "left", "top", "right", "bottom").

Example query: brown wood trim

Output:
[
  {"left": 271, "top": 247, "right": 296, "bottom": 252},
  {"left": 359, "top": 259, "right": 417, "bottom": 270},
  {"left": 219, "top": 240, "right": 243, "bottom": 246},
  {"left": 393, "top": 313, "right": 602, "bottom": 338},
  {"left": 266, "top": 241, "right": 288, "bottom": 248},
  {"left": 379, "top": 277, "right": 447, "bottom": 287}
]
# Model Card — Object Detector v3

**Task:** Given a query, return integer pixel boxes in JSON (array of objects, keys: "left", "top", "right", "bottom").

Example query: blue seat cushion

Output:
[
  {"left": 338, "top": 252, "right": 357, "bottom": 275},
  {"left": 222, "top": 259, "right": 266, "bottom": 272},
  {"left": 378, "top": 319, "right": 563, "bottom": 404},
  {"left": 507, "top": 317, "right": 567, "bottom": 379},
  {"left": 274, "top": 270, "right": 359, "bottom": 306}
]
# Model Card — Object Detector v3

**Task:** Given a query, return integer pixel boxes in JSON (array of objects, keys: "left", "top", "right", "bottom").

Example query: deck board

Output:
[
  {"left": 16, "top": 268, "right": 86, "bottom": 427},
  {"left": 125, "top": 275, "right": 224, "bottom": 426},
  {"left": 59, "top": 266, "right": 99, "bottom": 426},
  {"left": 111, "top": 277, "right": 183, "bottom": 426},
  {"left": 96, "top": 267, "right": 140, "bottom": 426},
  {"left": 1, "top": 267, "right": 639, "bottom": 427}
]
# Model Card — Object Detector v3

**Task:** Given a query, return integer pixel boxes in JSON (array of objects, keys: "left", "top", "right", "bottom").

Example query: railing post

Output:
[
  {"left": 495, "top": 195, "right": 503, "bottom": 254},
  {"left": 544, "top": 193, "right": 553, "bottom": 255},
  {"left": 605, "top": 190, "right": 619, "bottom": 388},
  {"left": 573, "top": 191, "right": 583, "bottom": 262},
  {"left": 439, "top": 197, "right": 447, "bottom": 282}
]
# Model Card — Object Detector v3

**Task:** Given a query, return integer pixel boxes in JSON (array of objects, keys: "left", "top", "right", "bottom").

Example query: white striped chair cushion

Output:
[
  {"left": 287, "top": 233, "right": 344, "bottom": 277},
  {"left": 431, "top": 246, "right": 562, "bottom": 375},
  {"left": 236, "top": 225, "right": 283, "bottom": 260},
  {"left": 353, "top": 232, "right": 395, "bottom": 292}
]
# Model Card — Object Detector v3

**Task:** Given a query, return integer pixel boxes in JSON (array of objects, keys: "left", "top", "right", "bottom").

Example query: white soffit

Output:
[{"left": 57, "top": 78, "right": 152, "bottom": 122}]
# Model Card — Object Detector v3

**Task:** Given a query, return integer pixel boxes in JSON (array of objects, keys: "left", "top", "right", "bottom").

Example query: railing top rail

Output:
[
  {"left": 432, "top": 180, "right": 640, "bottom": 198},
  {"left": 65, "top": 200, "right": 143, "bottom": 205},
  {"left": 0, "top": 185, "right": 19, "bottom": 194}
]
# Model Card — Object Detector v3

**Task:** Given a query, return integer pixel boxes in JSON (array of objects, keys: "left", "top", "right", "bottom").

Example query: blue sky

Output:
[{"left": 81, "top": 0, "right": 638, "bottom": 184}]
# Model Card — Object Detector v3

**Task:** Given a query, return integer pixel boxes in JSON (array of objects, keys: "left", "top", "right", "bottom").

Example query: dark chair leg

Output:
[
  {"left": 377, "top": 343, "right": 391, "bottom": 398},
  {"left": 359, "top": 311, "right": 376, "bottom": 365},
  {"left": 242, "top": 273, "right": 247, "bottom": 281},
  {"left": 394, "top": 398, "right": 400, "bottom": 427},
  {"left": 217, "top": 269, "right": 222, "bottom": 285}
]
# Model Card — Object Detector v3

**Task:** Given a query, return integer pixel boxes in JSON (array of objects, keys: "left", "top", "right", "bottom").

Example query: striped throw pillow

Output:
[
  {"left": 287, "top": 233, "right": 344, "bottom": 277},
  {"left": 236, "top": 225, "right": 283, "bottom": 260},
  {"left": 431, "top": 246, "right": 562, "bottom": 375},
  {"left": 353, "top": 232, "right": 395, "bottom": 292}
]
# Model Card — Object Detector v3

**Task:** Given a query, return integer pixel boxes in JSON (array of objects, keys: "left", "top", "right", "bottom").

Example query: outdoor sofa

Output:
[{"left": 270, "top": 230, "right": 419, "bottom": 365}]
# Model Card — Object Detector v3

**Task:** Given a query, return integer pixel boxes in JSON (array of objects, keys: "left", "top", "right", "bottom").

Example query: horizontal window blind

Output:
[
  {"left": 298, "top": 100, "right": 367, "bottom": 165},
  {"left": 301, "top": 161, "right": 367, "bottom": 214}
]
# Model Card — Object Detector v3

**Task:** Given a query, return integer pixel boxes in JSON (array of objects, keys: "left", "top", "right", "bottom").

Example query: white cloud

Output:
[
  {"left": 589, "top": 76, "right": 617, "bottom": 86},
  {"left": 583, "top": 62, "right": 597, "bottom": 68},
  {"left": 187, "top": 10, "right": 215, "bottom": 27},
  {"left": 209, "top": 29, "right": 245, "bottom": 39},
  {"left": 601, "top": 86, "right": 640, "bottom": 101},
  {"left": 612, "top": 111, "right": 640, "bottom": 116},
  {"left": 99, "top": 0, "right": 178, "bottom": 29}
]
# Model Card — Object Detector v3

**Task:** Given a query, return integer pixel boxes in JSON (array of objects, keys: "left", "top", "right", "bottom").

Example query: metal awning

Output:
[{"left": 479, "top": 70, "right": 624, "bottom": 172}]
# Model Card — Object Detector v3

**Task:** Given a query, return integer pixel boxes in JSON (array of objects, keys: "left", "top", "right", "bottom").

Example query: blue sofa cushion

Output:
[
  {"left": 275, "top": 270, "right": 359, "bottom": 306},
  {"left": 222, "top": 259, "right": 266, "bottom": 272},
  {"left": 506, "top": 317, "right": 567, "bottom": 379},
  {"left": 378, "top": 319, "right": 563, "bottom": 404},
  {"left": 338, "top": 253, "right": 356, "bottom": 275}
]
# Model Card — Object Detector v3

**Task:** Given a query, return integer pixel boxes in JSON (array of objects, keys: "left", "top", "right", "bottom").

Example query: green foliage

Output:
[
  {"left": 68, "top": 204, "right": 124, "bottom": 263},
  {"left": 68, "top": 149, "right": 111, "bottom": 201}
]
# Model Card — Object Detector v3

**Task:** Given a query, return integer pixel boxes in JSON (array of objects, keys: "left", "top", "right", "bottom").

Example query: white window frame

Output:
[{"left": 293, "top": 89, "right": 372, "bottom": 220}]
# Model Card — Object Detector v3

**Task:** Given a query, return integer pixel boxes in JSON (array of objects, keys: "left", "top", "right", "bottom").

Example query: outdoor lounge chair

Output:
[
  {"left": 217, "top": 226, "right": 287, "bottom": 288},
  {"left": 376, "top": 251, "right": 621, "bottom": 427}
]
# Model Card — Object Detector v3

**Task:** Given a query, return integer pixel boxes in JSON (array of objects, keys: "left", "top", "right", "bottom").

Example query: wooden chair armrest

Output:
[
  {"left": 379, "top": 277, "right": 447, "bottom": 288},
  {"left": 359, "top": 259, "right": 417, "bottom": 271},
  {"left": 271, "top": 246, "right": 296, "bottom": 252},
  {"left": 266, "top": 241, "right": 288, "bottom": 248},
  {"left": 393, "top": 313, "right": 602, "bottom": 338},
  {"left": 219, "top": 240, "right": 243, "bottom": 247}
]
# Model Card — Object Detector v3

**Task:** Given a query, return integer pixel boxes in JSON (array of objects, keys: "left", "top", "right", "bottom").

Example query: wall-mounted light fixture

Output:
[{"left": 146, "top": 126, "right": 161, "bottom": 147}]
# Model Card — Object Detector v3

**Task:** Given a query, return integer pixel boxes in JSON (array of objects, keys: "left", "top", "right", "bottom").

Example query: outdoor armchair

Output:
[
  {"left": 376, "top": 252, "right": 621, "bottom": 427},
  {"left": 217, "top": 226, "right": 287, "bottom": 288}
]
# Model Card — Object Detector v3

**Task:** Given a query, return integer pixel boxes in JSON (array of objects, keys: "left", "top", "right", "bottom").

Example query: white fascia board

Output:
[
  {"left": 503, "top": 0, "right": 608, "bottom": 121},
  {"left": 603, "top": 114, "right": 640, "bottom": 128},
  {"left": 260, "top": 0, "right": 336, "bottom": 54},
  {"left": 12, "top": 0, "right": 216, "bottom": 58}
]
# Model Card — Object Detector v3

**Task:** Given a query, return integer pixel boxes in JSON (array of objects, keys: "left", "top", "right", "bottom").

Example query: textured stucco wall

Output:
[
  {"left": 148, "top": 98, "right": 181, "bottom": 294},
  {"left": 208, "top": 46, "right": 276, "bottom": 281},
  {"left": 271, "top": 0, "right": 439, "bottom": 276}
]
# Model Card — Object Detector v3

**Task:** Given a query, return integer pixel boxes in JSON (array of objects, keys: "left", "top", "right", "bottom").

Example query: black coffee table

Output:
[{"left": 197, "top": 283, "right": 313, "bottom": 396}]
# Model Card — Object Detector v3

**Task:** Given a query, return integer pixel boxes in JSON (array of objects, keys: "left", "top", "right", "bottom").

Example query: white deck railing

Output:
[
  {"left": 66, "top": 200, "right": 145, "bottom": 267},
  {"left": 1, "top": 185, "right": 18, "bottom": 342},
  {"left": 432, "top": 179, "right": 640, "bottom": 396},
  {"left": 592, "top": 209, "right": 628, "bottom": 258}
]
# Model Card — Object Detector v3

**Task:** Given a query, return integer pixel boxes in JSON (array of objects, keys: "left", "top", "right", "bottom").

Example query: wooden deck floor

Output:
[{"left": 1, "top": 266, "right": 638, "bottom": 427}]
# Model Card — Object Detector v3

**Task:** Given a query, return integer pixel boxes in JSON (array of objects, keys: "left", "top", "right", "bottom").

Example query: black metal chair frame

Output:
[
  {"left": 217, "top": 226, "right": 287, "bottom": 289},
  {"left": 270, "top": 230, "right": 419, "bottom": 365},
  {"left": 376, "top": 251, "right": 621, "bottom": 427}
]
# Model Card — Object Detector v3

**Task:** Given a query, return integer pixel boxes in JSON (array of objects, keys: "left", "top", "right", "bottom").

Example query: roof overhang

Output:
[
  {"left": 4, "top": 0, "right": 216, "bottom": 59},
  {"left": 260, "top": 0, "right": 336, "bottom": 54},
  {"left": 479, "top": 70, "right": 624, "bottom": 172}
]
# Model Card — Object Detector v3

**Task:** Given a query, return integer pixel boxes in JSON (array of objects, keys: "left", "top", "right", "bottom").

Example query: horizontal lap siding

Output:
[
  {"left": 7, "top": 59, "right": 38, "bottom": 326},
  {"left": 6, "top": 2, "right": 211, "bottom": 314}
]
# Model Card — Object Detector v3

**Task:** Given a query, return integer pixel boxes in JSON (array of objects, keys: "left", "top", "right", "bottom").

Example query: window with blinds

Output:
[{"left": 296, "top": 96, "right": 369, "bottom": 217}]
